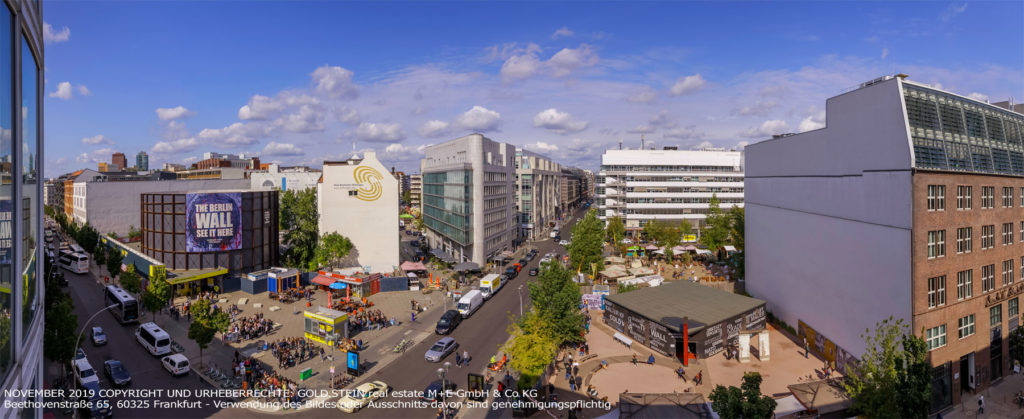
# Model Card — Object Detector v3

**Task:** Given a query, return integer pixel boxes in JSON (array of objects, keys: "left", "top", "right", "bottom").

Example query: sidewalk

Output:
[{"left": 942, "top": 373, "right": 1024, "bottom": 418}]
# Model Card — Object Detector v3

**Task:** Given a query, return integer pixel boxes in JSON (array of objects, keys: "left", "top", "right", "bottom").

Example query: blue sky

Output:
[{"left": 43, "top": 1, "right": 1024, "bottom": 177}]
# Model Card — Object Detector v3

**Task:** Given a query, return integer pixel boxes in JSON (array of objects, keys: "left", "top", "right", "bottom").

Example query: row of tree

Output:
[
  {"left": 278, "top": 189, "right": 354, "bottom": 270},
  {"left": 46, "top": 206, "right": 100, "bottom": 256}
]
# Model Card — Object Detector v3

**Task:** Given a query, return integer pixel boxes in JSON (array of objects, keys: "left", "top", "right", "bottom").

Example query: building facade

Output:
[
  {"left": 0, "top": 0, "right": 44, "bottom": 416},
  {"left": 597, "top": 148, "right": 744, "bottom": 235},
  {"left": 194, "top": 152, "right": 260, "bottom": 170},
  {"left": 560, "top": 167, "right": 587, "bottom": 214},
  {"left": 409, "top": 174, "right": 422, "bottom": 208},
  {"left": 140, "top": 190, "right": 279, "bottom": 275},
  {"left": 514, "top": 148, "right": 561, "bottom": 241},
  {"left": 745, "top": 75, "right": 1024, "bottom": 412},
  {"left": 249, "top": 164, "right": 320, "bottom": 192},
  {"left": 111, "top": 152, "right": 126, "bottom": 171},
  {"left": 421, "top": 134, "right": 516, "bottom": 265},
  {"left": 317, "top": 151, "right": 399, "bottom": 274},
  {"left": 136, "top": 151, "right": 149, "bottom": 171}
]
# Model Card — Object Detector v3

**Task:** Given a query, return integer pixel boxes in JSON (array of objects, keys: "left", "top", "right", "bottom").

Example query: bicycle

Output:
[{"left": 393, "top": 339, "right": 410, "bottom": 353}]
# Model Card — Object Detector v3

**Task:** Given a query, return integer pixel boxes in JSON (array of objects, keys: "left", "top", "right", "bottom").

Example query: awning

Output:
[
  {"left": 431, "top": 249, "right": 457, "bottom": 263},
  {"left": 696, "top": 249, "right": 712, "bottom": 255},
  {"left": 496, "top": 251, "right": 514, "bottom": 260},
  {"left": 723, "top": 245, "right": 737, "bottom": 252},
  {"left": 311, "top": 275, "right": 337, "bottom": 287},
  {"left": 400, "top": 261, "right": 427, "bottom": 271},
  {"left": 453, "top": 262, "right": 480, "bottom": 272},
  {"left": 644, "top": 244, "right": 660, "bottom": 250},
  {"left": 165, "top": 267, "right": 229, "bottom": 285}
]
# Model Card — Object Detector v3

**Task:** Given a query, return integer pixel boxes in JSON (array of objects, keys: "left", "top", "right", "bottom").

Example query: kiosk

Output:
[{"left": 304, "top": 306, "right": 349, "bottom": 345}]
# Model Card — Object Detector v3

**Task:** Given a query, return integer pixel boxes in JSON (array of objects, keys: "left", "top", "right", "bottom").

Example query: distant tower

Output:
[
  {"left": 618, "top": 139, "right": 623, "bottom": 150},
  {"left": 111, "top": 152, "right": 127, "bottom": 171},
  {"left": 640, "top": 134, "right": 645, "bottom": 151},
  {"left": 136, "top": 151, "right": 149, "bottom": 171}
]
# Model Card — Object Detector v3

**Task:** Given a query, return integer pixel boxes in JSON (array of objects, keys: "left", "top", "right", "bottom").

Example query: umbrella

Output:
[
  {"left": 644, "top": 244, "right": 660, "bottom": 250},
  {"left": 400, "top": 214, "right": 414, "bottom": 219},
  {"left": 329, "top": 282, "right": 347, "bottom": 290}
]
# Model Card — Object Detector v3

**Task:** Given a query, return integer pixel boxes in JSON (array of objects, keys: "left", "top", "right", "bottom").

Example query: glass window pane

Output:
[
  {"left": 21, "top": 38, "right": 37, "bottom": 330},
  {"left": 0, "top": 3, "right": 12, "bottom": 379}
]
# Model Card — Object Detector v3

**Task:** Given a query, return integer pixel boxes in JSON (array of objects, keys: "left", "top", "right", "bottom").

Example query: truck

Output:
[
  {"left": 478, "top": 274, "right": 503, "bottom": 300},
  {"left": 457, "top": 290, "right": 484, "bottom": 318}
]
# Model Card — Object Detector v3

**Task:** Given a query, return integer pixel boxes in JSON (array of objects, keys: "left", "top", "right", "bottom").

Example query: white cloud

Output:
[
  {"left": 262, "top": 141, "right": 304, "bottom": 156},
  {"left": 356, "top": 122, "right": 407, "bottom": 142},
  {"left": 418, "top": 120, "right": 451, "bottom": 138},
  {"left": 182, "top": 156, "right": 199, "bottom": 164},
  {"left": 501, "top": 52, "right": 544, "bottom": 82},
  {"left": 627, "top": 86, "right": 658, "bottom": 103},
  {"left": 628, "top": 125, "right": 655, "bottom": 134},
  {"left": 941, "top": 2, "right": 968, "bottom": 22},
  {"left": 693, "top": 141, "right": 715, "bottom": 150},
  {"left": 238, "top": 95, "right": 284, "bottom": 120},
  {"left": 198, "top": 122, "right": 264, "bottom": 145},
  {"left": 81, "top": 134, "right": 113, "bottom": 145},
  {"left": 43, "top": 23, "right": 70, "bottom": 44},
  {"left": 881, "top": 48, "right": 889, "bottom": 60},
  {"left": 547, "top": 44, "right": 599, "bottom": 77},
  {"left": 455, "top": 106, "right": 502, "bottom": 132},
  {"left": 744, "top": 119, "right": 790, "bottom": 138},
  {"left": 334, "top": 106, "right": 361, "bottom": 125},
  {"left": 152, "top": 137, "right": 199, "bottom": 154},
  {"left": 734, "top": 101, "right": 778, "bottom": 116},
  {"left": 273, "top": 104, "right": 326, "bottom": 133},
  {"left": 967, "top": 92, "right": 989, "bottom": 102},
  {"left": 381, "top": 143, "right": 424, "bottom": 162},
  {"left": 528, "top": 141, "right": 560, "bottom": 152},
  {"left": 312, "top": 65, "right": 359, "bottom": 100},
  {"left": 533, "top": 108, "right": 588, "bottom": 134},
  {"left": 735, "top": 141, "right": 751, "bottom": 150},
  {"left": 551, "top": 27, "right": 574, "bottom": 39},
  {"left": 669, "top": 74, "right": 707, "bottom": 96},
  {"left": 75, "top": 147, "right": 114, "bottom": 164},
  {"left": 797, "top": 106, "right": 826, "bottom": 132},
  {"left": 48, "top": 82, "right": 73, "bottom": 100},
  {"left": 663, "top": 125, "right": 702, "bottom": 140},
  {"left": 77, "top": 85, "right": 91, "bottom": 96},
  {"left": 156, "top": 106, "right": 194, "bottom": 121}
]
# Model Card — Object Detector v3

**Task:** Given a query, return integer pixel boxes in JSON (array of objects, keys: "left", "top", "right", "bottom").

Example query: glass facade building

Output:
[
  {"left": 422, "top": 171, "right": 472, "bottom": 245},
  {"left": 0, "top": 0, "right": 44, "bottom": 417}
]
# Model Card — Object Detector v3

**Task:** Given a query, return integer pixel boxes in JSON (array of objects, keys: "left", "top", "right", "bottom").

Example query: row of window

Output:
[
  {"left": 601, "top": 165, "right": 742, "bottom": 173},
  {"left": 925, "top": 299, "right": 1019, "bottom": 351},
  {"left": 928, "top": 223, "right": 1024, "bottom": 258},
  {"left": 927, "top": 257, "right": 1023, "bottom": 309},
  {"left": 927, "top": 185, "right": 1023, "bottom": 211}
]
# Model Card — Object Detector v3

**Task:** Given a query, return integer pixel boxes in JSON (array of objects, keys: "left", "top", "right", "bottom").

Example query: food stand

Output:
[{"left": 304, "top": 306, "right": 349, "bottom": 345}]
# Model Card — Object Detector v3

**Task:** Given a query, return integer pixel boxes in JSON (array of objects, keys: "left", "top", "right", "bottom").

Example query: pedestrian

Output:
[
  {"left": 648, "top": 354, "right": 655, "bottom": 365},
  {"left": 411, "top": 312, "right": 416, "bottom": 323},
  {"left": 456, "top": 352, "right": 462, "bottom": 367},
  {"left": 573, "top": 365, "right": 579, "bottom": 376},
  {"left": 491, "top": 355, "right": 496, "bottom": 367},
  {"left": 565, "top": 368, "right": 571, "bottom": 381},
  {"left": 696, "top": 370, "right": 703, "bottom": 385},
  {"left": 234, "top": 350, "right": 240, "bottom": 363},
  {"left": 320, "top": 348, "right": 325, "bottom": 363},
  {"left": 463, "top": 350, "right": 469, "bottom": 364},
  {"left": 574, "top": 375, "right": 582, "bottom": 392},
  {"left": 569, "top": 379, "right": 575, "bottom": 392},
  {"left": 803, "top": 337, "right": 809, "bottom": 358},
  {"left": 632, "top": 354, "right": 638, "bottom": 366},
  {"left": 978, "top": 395, "right": 985, "bottom": 414}
]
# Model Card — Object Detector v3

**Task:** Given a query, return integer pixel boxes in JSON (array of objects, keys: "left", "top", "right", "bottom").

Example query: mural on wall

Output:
[
  {"left": 185, "top": 193, "right": 242, "bottom": 252},
  {"left": 353, "top": 166, "right": 383, "bottom": 202},
  {"left": 799, "top": 320, "right": 857, "bottom": 374}
]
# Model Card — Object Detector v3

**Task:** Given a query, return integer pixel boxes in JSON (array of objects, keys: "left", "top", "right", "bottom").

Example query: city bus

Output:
[
  {"left": 58, "top": 250, "right": 89, "bottom": 274},
  {"left": 104, "top": 285, "right": 139, "bottom": 324}
]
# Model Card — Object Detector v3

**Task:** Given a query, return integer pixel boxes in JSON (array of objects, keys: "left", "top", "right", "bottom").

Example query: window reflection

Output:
[
  {"left": 21, "top": 39, "right": 36, "bottom": 331},
  {"left": 0, "top": 3, "right": 13, "bottom": 378}
]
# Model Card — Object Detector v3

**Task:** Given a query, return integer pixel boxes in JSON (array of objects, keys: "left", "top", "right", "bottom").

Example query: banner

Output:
[{"left": 186, "top": 193, "right": 242, "bottom": 252}]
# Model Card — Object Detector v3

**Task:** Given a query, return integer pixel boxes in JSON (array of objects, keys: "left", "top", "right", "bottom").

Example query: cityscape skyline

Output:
[{"left": 43, "top": 1, "right": 1023, "bottom": 178}]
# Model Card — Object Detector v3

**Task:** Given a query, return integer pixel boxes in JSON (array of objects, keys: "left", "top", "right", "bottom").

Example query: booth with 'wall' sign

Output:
[{"left": 304, "top": 306, "right": 349, "bottom": 346}]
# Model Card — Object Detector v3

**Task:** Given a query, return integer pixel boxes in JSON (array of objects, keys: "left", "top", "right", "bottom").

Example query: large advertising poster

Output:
[{"left": 186, "top": 193, "right": 242, "bottom": 252}]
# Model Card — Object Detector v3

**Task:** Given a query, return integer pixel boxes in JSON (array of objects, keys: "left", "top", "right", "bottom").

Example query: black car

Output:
[
  {"left": 524, "top": 253, "right": 536, "bottom": 262},
  {"left": 435, "top": 310, "right": 463, "bottom": 335},
  {"left": 505, "top": 267, "right": 517, "bottom": 278},
  {"left": 518, "top": 258, "right": 528, "bottom": 266},
  {"left": 501, "top": 272, "right": 513, "bottom": 282},
  {"left": 77, "top": 381, "right": 112, "bottom": 418},
  {"left": 553, "top": 235, "right": 561, "bottom": 242},
  {"left": 103, "top": 360, "right": 132, "bottom": 387},
  {"left": 411, "top": 240, "right": 420, "bottom": 247},
  {"left": 422, "top": 380, "right": 458, "bottom": 402},
  {"left": 529, "top": 268, "right": 539, "bottom": 276}
]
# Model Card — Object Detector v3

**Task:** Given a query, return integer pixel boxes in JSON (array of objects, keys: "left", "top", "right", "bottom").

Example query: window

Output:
[
  {"left": 1011, "top": 298, "right": 1019, "bottom": 319},
  {"left": 1004, "top": 259, "right": 1015, "bottom": 286},
  {"left": 1004, "top": 187, "right": 1014, "bottom": 208},
  {"left": 991, "top": 305, "right": 1002, "bottom": 327},
  {"left": 926, "top": 325, "right": 947, "bottom": 351},
  {"left": 348, "top": 190, "right": 357, "bottom": 196},
  {"left": 983, "top": 264, "right": 996, "bottom": 292},
  {"left": 1003, "top": 222, "right": 1014, "bottom": 245},
  {"left": 958, "top": 315, "right": 976, "bottom": 339},
  {"left": 982, "top": 186, "right": 995, "bottom": 209},
  {"left": 0, "top": 2, "right": 12, "bottom": 382},
  {"left": 957, "top": 227, "right": 973, "bottom": 253},
  {"left": 982, "top": 225, "right": 995, "bottom": 249},
  {"left": 1021, "top": 187, "right": 1024, "bottom": 207},
  {"left": 928, "top": 275, "right": 946, "bottom": 308},
  {"left": 957, "top": 186, "right": 973, "bottom": 210},
  {"left": 1021, "top": 221, "right": 1024, "bottom": 243},
  {"left": 927, "top": 230, "right": 946, "bottom": 258},
  {"left": 957, "top": 269, "right": 974, "bottom": 300},
  {"left": 928, "top": 185, "right": 945, "bottom": 211}
]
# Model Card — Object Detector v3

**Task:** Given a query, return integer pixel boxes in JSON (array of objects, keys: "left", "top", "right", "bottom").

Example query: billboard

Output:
[{"left": 186, "top": 193, "right": 242, "bottom": 252}]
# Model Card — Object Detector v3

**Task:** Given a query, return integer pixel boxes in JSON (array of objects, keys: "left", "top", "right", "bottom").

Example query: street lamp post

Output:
[
  {"left": 437, "top": 361, "right": 451, "bottom": 417},
  {"left": 518, "top": 286, "right": 523, "bottom": 316},
  {"left": 329, "top": 332, "right": 337, "bottom": 389},
  {"left": 73, "top": 304, "right": 119, "bottom": 361}
]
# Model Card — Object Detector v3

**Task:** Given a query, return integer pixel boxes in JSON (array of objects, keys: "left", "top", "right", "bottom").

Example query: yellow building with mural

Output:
[{"left": 317, "top": 151, "right": 399, "bottom": 273}]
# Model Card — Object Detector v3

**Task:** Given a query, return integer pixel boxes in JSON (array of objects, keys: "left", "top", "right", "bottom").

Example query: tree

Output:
[
  {"left": 1010, "top": 326, "right": 1024, "bottom": 366},
  {"left": 142, "top": 270, "right": 172, "bottom": 324},
  {"left": 728, "top": 206, "right": 745, "bottom": 251},
  {"left": 529, "top": 261, "right": 584, "bottom": 345},
  {"left": 280, "top": 189, "right": 320, "bottom": 269},
  {"left": 709, "top": 372, "right": 777, "bottom": 419},
  {"left": 502, "top": 311, "right": 559, "bottom": 389},
  {"left": 43, "top": 296, "right": 79, "bottom": 367},
  {"left": 842, "top": 317, "right": 930, "bottom": 419},
  {"left": 642, "top": 219, "right": 665, "bottom": 244},
  {"left": 698, "top": 194, "right": 730, "bottom": 257},
  {"left": 106, "top": 246, "right": 124, "bottom": 279},
  {"left": 567, "top": 209, "right": 604, "bottom": 277},
  {"left": 187, "top": 299, "right": 230, "bottom": 369},
  {"left": 313, "top": 232, "right": 354, "bottom": 270},
  {"left": 414, "top": 215, "right": 425, "bottom": 232},
  {"left": 120, "top": 269, "right": 142, "bottom": 294},
  {"left": 402, "top": 190, "right": 412, "bottom": 205},
  {"left": 76, "top": 223, "right": 99, "bottom": 255},
  {"left": 617, "top": 283, "right": 640, "bottom": 294},
  {"left": 93, "top": 243, "right": 106, "bottom": 266},
  {"left": 605, "top": 216, "right": 625, "bottom": 245}
]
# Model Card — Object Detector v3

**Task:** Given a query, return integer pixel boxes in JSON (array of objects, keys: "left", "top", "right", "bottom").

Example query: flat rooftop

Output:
[{"left": 604, "top": 280, "right": 765, "bottom": 334}]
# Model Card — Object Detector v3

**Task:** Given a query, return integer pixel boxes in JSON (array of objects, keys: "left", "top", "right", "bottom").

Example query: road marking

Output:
[{"left": 404, "top": 330, "right": 412, "bottom": 335}]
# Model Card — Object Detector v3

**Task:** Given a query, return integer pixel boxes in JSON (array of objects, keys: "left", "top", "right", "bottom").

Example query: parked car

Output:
[
  {"left": 553, "top": 235, "right": 561, "bottom": 242},
  {"left": 75, "top": 348, "right": 87, "bottom": 361},
  {"left": 91, "top": 327, "right": 107, "bottom": 346},
  {"left": 518, "top": 258, "right": 528, "bottom": 266},
  {"left": 529, "top": 268, "right": 539, "bottom": 276},
  {"left": 161, "top": 354, "right": 190, "bottom": 376},
  {"left": 621, "top": 238, "right": 633, "bottom": 244},
  {"left": 337, "top": 381, "right": 389, "bottom": 413},
  {"left": 559, "top": 240, "right": 570, "bottom": 246},
  {"left": 424, "top": 337, "right": 458, "bottom": 362},
  {"left": 103, "top": 360, "right": 132, "bottom": 387},
  {"left": 410, "top": 240, "right": 420, "bottom": 247},
  {"left": 77, "top": 380, "right": 112, "bottom": 418},
  {"left": 72, "top": 358, "right": 100, "bottom": 387},
  {"left": 422, "top": 380, "right": 458, "bottom": 402},
  {"left": 435, "top": 310, "right": 463, "bottom": 335},
  {"left": 405, "top": 230, "right": 412, "bottom": 235},
  {"left": 524, "top": 253, "right": 535, "bottom": 262}
]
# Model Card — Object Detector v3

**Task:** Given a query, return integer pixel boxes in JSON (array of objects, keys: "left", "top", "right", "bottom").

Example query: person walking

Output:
[
  {"left": 574, "top": 375, "right": 582, "bottom": 393},
  {"left": 463, "top": 350, "right": 469, "bottom": 364},
  {"left": 455, "top": 352, "right": 462, "bottom": 367},
  {"left": 978, "top": 395, "right": 985, "bottom": 414},
  {"left": 803, "top": 337, "right": 809, "bottom": 358},
  {"left": 632, "top": 354, "right": 638, "bottom": 366}
]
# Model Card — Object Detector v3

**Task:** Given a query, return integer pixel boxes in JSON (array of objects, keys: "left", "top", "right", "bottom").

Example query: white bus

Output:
[
  {"left": 58, "top": 250, "right": 89, "bottom": 274},
  {"left": 135, "top": 322, "right": 171, "bottom": 356},
  {"left": 104, "top": 285, "right": 139, "bottom": 324},
  {"left": 70, "top": 244, "right": 85, "bottom": 254}
]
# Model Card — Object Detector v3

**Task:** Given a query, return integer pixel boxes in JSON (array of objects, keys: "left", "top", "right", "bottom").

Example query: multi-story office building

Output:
[
  {"left": 136, "top": 151, "right": 149, "bottom": 171},
  {"left": 0, "top": 0, "right": 45, "bottom": 416},
  {"left": 421, "top": 134, "right": 516, "bottom": 265},
  {"left": 391, "top": 169, "right": 410, "bottom": 203},
  {"left": 560, "top": 167, "right": 587, "bottom": 213},
  {"left": 515, "top": 149, "right": 561, "bottom": 241},
  {"left": 584, "top": 170, "right": 595, "bottom": 199},
  {"left": 318, "top": 151, "right": 399, "bottom": 273},
  {"left": 596, "top": 147, "right": 744, "bottom": 235},
  {"left": 250, "top": 164, "right": 320, "bottom": 191},
  {"left": 193, "top": 152, "right": 260, "bottom": 170},
  {"left": 111, "top": 152, "right": 127, "bottom": 171},
  {"left": 162, "top": 162, "right": 186, "bottom": 172},
  {"left": 745, "top": 75, "right": 1024, "bottom": 412},
  {"left": 409, "top": 174, "right": 422, "bottom": 208},
  {"left": 97, "top": 161, "right": 121, "bottom": 172}
]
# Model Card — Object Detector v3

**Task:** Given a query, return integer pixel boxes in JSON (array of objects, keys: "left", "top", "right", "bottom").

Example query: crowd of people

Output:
[
  {"left": 237, "top": 356, "right": 304, "bottom": 406},
  {"left": 348, "top": 308, "right": 395, "bottom": 333},
  {"left": 230, "top": 312, "right": 274, "bottom": 342},
  {"left": 270, "top": 337, "right": 317, "bottom": 369}
]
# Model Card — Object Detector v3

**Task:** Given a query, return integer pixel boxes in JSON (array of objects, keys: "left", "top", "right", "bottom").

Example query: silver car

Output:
[
  {"left": 91, "top": 327, "right": 107, "bottom": 346},
  {"left": 424, "top": 337, "right": 458, "bottom": 363}
]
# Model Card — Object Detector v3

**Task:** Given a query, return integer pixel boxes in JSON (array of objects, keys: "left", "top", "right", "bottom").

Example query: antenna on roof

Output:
[
  {"left": 640, "top": 134, "right": 645, "bottom": 151},
  {"left": 619, "top": 138, "right": 623, "bottom": 150}
]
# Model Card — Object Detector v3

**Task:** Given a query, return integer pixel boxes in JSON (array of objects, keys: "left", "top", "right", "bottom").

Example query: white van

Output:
[
  {"left": 136, "top": 322, "right": 172, "bottom": 356},
  {"left": 457, "top": 290, "right": 484, "bottom": 318},
  {"left": 479, "top": 274, "right": 503, "bottom": 300}
]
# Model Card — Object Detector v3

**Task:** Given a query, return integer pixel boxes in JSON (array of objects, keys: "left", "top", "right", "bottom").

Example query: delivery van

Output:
[
  {"left": 457, "top": 290, "right": 484, "bottom": 318},
  {"left": 479, "top": 274, "right": 503, "bottom": 300}
]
